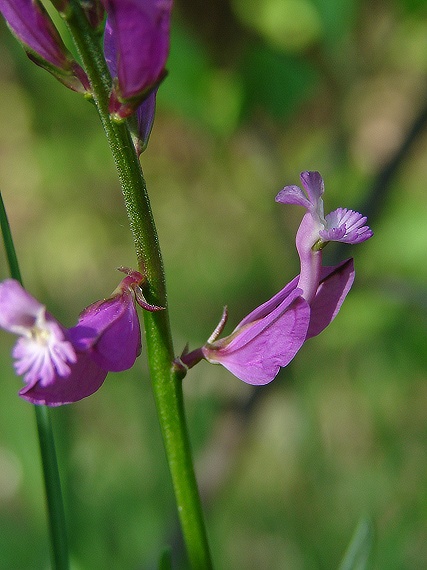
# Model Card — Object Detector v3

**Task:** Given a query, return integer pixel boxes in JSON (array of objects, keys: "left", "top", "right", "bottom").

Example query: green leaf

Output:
[{"left": 338, "top": 518, "right": 375, "bottom": 570}]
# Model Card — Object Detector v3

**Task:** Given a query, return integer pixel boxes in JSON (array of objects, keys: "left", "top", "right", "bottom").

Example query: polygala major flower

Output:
[
  {"left": 0, "top": 269, "right": 162, "bottom": 406},
  {"left": 181, "top": 171, "right": 372, "bottom": 385},
  {"left": 0, "top": 0, "right": 89, "bottom": 92},
  {"left": 68, "top": 267, "right": 162, "bottom": 373},
  {"left": 103, "top": 0, "right": 173, "bottom": 137},
  {"left": 0, "top": 279, "right": 107, "bottom": 406}
]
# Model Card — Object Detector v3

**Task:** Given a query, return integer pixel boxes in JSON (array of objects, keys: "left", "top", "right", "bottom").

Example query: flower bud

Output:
[
  {"left": 0, "top": 0, "right": 89, "bottom": 92},
  {"left": 103, "top": 0, "right": 172, "bottom": 125}
]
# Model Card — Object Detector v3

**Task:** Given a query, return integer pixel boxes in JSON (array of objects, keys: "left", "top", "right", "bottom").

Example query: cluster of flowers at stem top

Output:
[
  {"left": 0, "top": 0, "right": 173, "bottom": 153},
  {"left": 180, "top": 171, "right": 373, "bottom": 385},
  {"left": 0, "top": 269, "right": 162, "bottom": 406}
]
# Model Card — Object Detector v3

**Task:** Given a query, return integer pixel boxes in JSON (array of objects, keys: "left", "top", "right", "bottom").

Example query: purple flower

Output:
[
  {"left": 0, "top": 279, "right": 106, "bottom": 406},
  {"left": 0, "top": 269, "right": 163, "bottom": 406},
  {"left": 182, "top": 171, "right": 372, "bottom": 385},
  {"left": 0, "top": 0, "right": 89, "bottom": 92},
  {"left": 103, "top": 0, "right": 172, "bottom": 131},
  {"left": 68, "top": 268, "right": 162, "bottom": 372}
]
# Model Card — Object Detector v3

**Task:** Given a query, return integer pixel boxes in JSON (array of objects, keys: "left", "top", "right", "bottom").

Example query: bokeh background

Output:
[{"left": 0, "top": 0, "right": 427, "bottom": 568}]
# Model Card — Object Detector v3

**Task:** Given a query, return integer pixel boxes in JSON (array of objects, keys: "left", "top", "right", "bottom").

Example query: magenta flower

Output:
[
  {"left": 0, "top": 279, "right": 106, "bottom": 406},
  {"left": 182, "top": 171, "right": 372, "bottom": 385},
  {"left": 103, "top": 0, "right": 172, "bottom": 124},
  {"left": 0, "top": 0, "right": 89, "bottom": 92},
  {"left": 0, "top": 269, "right": 162, "bottom": 406},
  {"left": 68, "top": 268, "right": 162, "bottom": 372}
]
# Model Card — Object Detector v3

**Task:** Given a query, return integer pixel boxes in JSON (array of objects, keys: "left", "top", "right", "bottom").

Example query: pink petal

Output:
[
  {"left": 0, "top": 279, "right": 42, "bottom": 331},
  {"left": 204, "top": 291, "right": 310, "bottom": 386},
  {"left": 275, "top": 185, "right": 311, "bottom": 209},
  {"left": 306, "top": 258, "right": 355, "bottom": 339},
  {"left": 69, "top": 290, "right": 141, "bottom": 372},
  {"left": 299, "top": 171, "right": 324, "bottom": 205}
]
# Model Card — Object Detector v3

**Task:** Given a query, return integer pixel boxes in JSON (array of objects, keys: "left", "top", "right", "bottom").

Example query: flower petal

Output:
[
  {"left": 0, "top": 0, "right": 68, "bottom": 68},
  {"left": 103, "top": 0, "right": 172, "bottom": 100},
  {"left": 275, "top": 185, "right": 311, "bottom": 209},
  {"left": 103, "top": 17, "right": 117, "bottom": 76},
  {"left": 19, "top": 352, "right": 107, "bottom": 406},
  {"left": 12, "top": 319, "right": 76, "bottom": 388},
  {"left": 0, "top": 0, "right": 88, "bottom": 92},
  {"left": 299, "top": 171, "right": 324, "bottom": 205},
  {"left": 306, "top": 258, "right": 355, "bottom": 339},
  {"left": 320, "top": 208, "right": 373, "bottom": 244},
  {"left": 69, "top": 290, "right": 141, "bottom": 372},
  {"left": 203, "top": 290, "right": 310, "bottom": 385},
  {"left": 0, "top": 279, "right": 41, "bottom": 332},
  {"left": 135, "top": 89, "right": 157, "bottom": 153}
]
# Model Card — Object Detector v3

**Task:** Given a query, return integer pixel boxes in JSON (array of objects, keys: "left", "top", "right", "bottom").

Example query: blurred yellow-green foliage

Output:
[{"left": 1, "top": 0, "right": 427, "bottom": 568}]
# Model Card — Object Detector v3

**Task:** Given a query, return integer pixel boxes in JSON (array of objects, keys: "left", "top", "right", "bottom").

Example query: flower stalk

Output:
[
  {"left": 0, "top": 192, "right": 69, "bottom": 570},
  {"left": 64, "top": 2, "right": 212, "bottom": 567}
]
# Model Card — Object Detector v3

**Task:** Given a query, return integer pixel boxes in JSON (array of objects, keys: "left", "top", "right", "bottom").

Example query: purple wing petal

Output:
[
  {"left": 19, "top": 351, "right": 107, "bottom": 406},
  {"left": 204, "top": 291, "right": 310, "bottom": 385},
  {"left": 306, "top": 258, "right": 355, "bottom": 339},
  {"left": 103, "top": 17, "right": 117, "bottom": 77},
  {"left": 135, "top": 89, "right": 157, "bottom": 152},
  {"left": 69, "top": 291, "right": 141, "bottom": 372}
]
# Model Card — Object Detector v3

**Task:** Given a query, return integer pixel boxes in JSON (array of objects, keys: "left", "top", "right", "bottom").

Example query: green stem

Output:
[
  {"left": 0, "top": 193, "right": 69, "bottom": 570},
  {"left": 0, "top": 192, "right": 22, "bottom": 283},
  {"left": 34, "top": 406, "right": 70, "bottom": 570},
  {"left": 65, "top": 4, "right": 212, "bottom": 568}
]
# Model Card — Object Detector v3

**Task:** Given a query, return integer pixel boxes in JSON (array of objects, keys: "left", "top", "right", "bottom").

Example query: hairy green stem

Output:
[
  {"left": 0, "top": 193, "right": 69, "bottom": 570},
  {"left": 65, "top": 4, "right": 212, "bottom": 567}
]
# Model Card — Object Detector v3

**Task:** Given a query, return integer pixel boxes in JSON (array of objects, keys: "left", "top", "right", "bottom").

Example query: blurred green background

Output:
[{"left": 0, "top": 0, "right": 427, "bottom": 568}]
